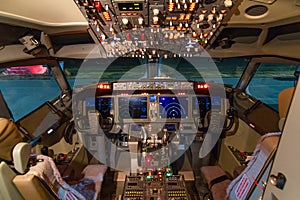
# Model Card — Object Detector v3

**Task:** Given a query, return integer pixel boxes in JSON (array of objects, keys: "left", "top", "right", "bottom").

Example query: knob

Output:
[
  {"left": 153, "top": 16, "right": 159, "bottom": 24},
  {"left": 122, "top": 18, "right": 129, "bottom": 25},
  {"left": 153, "top": 8, "right": 159, "bottom": 16},
  {"left": 138, "top": 17, "right": 144, "bottom": 25},
  {"left": 270, "top": 172, "right": 286, "bottom": 190},
  {"left": 224, "top": 0, "right": 232, "bottom": 7}
]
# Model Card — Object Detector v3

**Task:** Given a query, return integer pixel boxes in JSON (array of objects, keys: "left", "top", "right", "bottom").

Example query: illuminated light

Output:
[
  {"left": 166, "top": 16, "right": 172, "bottom": 21},
  {"left": 188, "top": 2, "right": 197, "bottom": 12},
  {"left": 97, "top": 83, "right": 110, "bottom": 90},
  {"left": 211, "top": 6, "right": 217, "bottom": 14},
  {"left": 192, "top": 32, "right": 197, "bottom": 38},
  {"left": 184, "top": 3, "right": 188, "bottom": 10},
  {"left": 197, "top": 83, "right": 209, "bottom": 89},
  {"left": 168, "top": 2, "right": 175, "bottom": 12},
  {"left": 138, "top": 17, "right": 144, "bottom": 25},
  {"left": 185, "top": 13, "right": 192, "bottom": 20},
  {"left": 47, "top": 129, "right": 53, "bottom": 134},
  {"left": 199, "top": 14, "right": 205, "bottom": 22},
  {"left": 122, "top": 18, "right": 129, "bottom": 25},
  {"left": 153, "top": 8, "right": 160, "bottom": 16},
  {"left": 146, "top": 175, "right": 152, "bottom": 180},
  {"left": 203, "top": 32, "right": 209, "bottom": 38},
  {"left": 102, "top": 12, "right": 112, "bottom": 21},
  {"left": 94, "top": 1, "right": 102, "bottom": 11},
  {"left": 172, "top": 16, "right": 177, "bottom": 20},
  {"left": 179, "top": 14, "right": 185, "bottom": 21},
  {"left": 83, "top": 0, "right": 89, "bottom": 7},
  {"left": 153, "top": 16, "right": 159, "bottom": 25},
  {"left": 201, "top": 9, "right": 208, "bottom": 14},
  {"left": 220, "top": 9, "right": 227, "bottom": 14},
  {"left": 165, "top": 172, "right": 173, "bottom": 177}
]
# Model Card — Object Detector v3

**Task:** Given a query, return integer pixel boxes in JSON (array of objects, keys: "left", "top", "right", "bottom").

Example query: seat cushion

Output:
[{"left": 201, "top": 165, "right": 231, "bottom": 200}]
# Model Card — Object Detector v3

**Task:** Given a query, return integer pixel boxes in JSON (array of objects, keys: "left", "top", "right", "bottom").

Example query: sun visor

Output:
[{"left": 0, "top": 0, "right": 88, "bottom": 34}]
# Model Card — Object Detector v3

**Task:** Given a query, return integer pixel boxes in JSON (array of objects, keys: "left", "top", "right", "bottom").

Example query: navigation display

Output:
[
  {"left": 118, "top": 96, "right": 148, "bottom": 119},
  {"left": 159, "top": 96, "right": 189, "bottom": 119}
]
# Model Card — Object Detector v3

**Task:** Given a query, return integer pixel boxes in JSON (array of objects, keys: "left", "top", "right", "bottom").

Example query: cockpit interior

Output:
[{"left": 0, "top": 0, "right": 300, "bottom": 199}]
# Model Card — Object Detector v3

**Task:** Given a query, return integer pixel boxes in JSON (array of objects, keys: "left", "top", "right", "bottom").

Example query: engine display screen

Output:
[
  {"left": 96, "top": 97, "right": 113, "bottom": 117},
  {"left": 118, "top": 3, "right": 143, "bottom": 11},
  {"left": 118, "top": 96, "right": 148, "bottom": 119},
  {"left": 159, "top": 96, "right": 188, "bottom": 119},
  {"left": 86, "top": 97, "right": 113, "bottom": 118}
]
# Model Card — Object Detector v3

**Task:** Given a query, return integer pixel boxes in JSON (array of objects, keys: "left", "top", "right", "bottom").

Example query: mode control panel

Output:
[{"left": 113, "top": 80, "right": 194, "bottom": 91}]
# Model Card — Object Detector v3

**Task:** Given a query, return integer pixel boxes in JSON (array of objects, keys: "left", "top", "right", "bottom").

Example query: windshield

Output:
[
  {"left": 0, "top": 65, "right": 61, "bottom": 120},
  {"left": 62, "top": 57, "right": 248, "bottom": 88}
]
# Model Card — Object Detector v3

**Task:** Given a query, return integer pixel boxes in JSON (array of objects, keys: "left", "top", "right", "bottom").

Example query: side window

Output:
[
  {"left": 0, "top": 65, "right": 61, "bottom": 120},
  {"left": 246, "top": 63, "right": 297, "bottom": 110}
]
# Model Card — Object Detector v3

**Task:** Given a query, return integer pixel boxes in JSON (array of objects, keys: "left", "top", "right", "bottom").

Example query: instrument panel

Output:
[
  {"left": 73, "top": 79, "right": 233, "bottom": 172},
  {"left": 75, "top": 80, "right": 231, "bottom": 132},
  {"left": 74, "top": 0, "right": 238, "bottom": 57},
  {"left": 84, "top": 94, "right": 210, "bottom": 123}
]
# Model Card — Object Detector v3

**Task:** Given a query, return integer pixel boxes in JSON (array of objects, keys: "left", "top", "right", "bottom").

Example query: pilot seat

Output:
[
  {"left": 200, "top": 87, "right": 294, "bottom": 200},
  {"left": 0, "top": 117, "right": 107, "bottom": 200}
]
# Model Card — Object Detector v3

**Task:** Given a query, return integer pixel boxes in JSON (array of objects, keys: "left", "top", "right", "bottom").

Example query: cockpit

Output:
[{"left": 0, "top": 0, "right": 300, "bottom": 200}]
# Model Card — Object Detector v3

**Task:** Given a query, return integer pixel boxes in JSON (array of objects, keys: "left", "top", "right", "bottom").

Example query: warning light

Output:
[
  {"left": 97, "top": 83, "right": 111, "bottom": 90},
  {"left": 188, "top": 2, "right": 197, "bottom": 12},
  {"left": 102, "top": 11, "right": 112, "bottom": 21},
  {"left": 168, "top": 2, "right": 175, "bottom": 12},
  {"left": 94, "top": 1, "right": 103, "bottom": 11},
  {"left": 196, "top": 83, "right": 209, "bottom": 89},
  {"left": 185, "top": 13, "right": 192, "bottom": 20},
  {"left": 178, "top": 14, "right": 185, "bottom": 21}
]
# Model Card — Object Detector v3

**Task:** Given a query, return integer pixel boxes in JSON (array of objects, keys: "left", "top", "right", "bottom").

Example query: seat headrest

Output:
[
  {"left": 278, "top": 87, "right": 295, "bottom": 131},
  {"left": 278, "top": 87, "right": 295, "bottom": 119},
  {"left": 13, "top": 142, "right": 31, "bottom": 174},
  {"left": 0, "top": 118, "right": 23, "bottom": 161}
]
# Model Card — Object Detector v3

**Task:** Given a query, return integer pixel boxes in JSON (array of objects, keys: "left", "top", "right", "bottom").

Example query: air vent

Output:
[{"left": 245, "top": 5, "right": 268, "bottom": 16}]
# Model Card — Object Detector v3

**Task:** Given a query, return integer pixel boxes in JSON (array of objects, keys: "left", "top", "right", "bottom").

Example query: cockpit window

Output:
[
  {"left": 0, "top": 65, "right": 61, "bottom": 120},
  {"left": 62, "top": 57, "right": 247, "bottom": 88},
  {"left": 246, "top": 63, "right": 297, "bottom": 110}
]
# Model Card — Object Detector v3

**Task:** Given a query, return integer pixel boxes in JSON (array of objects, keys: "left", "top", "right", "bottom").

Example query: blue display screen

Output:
[
  {"left": 96, "top": 97, "right": 113, "bottom": 117},
  {"left": 86, "top": 97, "right": 113, "bottom": 117},
  {"left": 159, "top": 96, "right": 188, "bottom": 119},
  {"left": 118, "top": 96, "right": 148, "bottom": 119},
  {"left": 193, "top": 96, "right": 211, "bottom": 118},
  {"left": 165, "top": 123, "right": 177, "bottom": 131}
]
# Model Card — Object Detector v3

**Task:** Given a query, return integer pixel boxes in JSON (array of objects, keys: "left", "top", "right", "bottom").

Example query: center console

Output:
[{"left": 123, "top": 170, "right": 189, "bottom": 200}]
